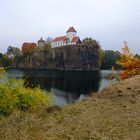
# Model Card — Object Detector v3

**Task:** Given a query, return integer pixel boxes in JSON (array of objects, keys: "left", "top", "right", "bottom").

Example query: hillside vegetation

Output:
[{"left": 0, "top": 75, "right": 140, "bottom": 140}]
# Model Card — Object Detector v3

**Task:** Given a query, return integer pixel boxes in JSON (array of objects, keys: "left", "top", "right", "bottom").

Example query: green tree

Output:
[
  {"left": 98, "top": 48, "right": 103, "bottom": 67},
  {"left": 0, "top": 53, "right": 3, "bottom": 59},
  {"left": 101, "top": 50, "right": 120, "bottom": 69},
  {"left": 7, "top": 46, "right": 21, "bottom": 57},
  {"left": 82, "top": 37, "right": 100, "bottom": 49},
  {"left": 43, "top": 43, "right": 52, "bottom": 49},
  {"left": 135, "top": 54, "right": 140, "bottom": 59},
  {"left": 0, "top": 54, "right": 11, "bottom": 67}
]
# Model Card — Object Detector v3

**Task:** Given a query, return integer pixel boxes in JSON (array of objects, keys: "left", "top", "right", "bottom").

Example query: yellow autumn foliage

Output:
[
  {"left": 0, "top": 67, "right": 5, "bottom": 78},
  {"left": 116, "top": 42, "right": 140, "bottom": 79},
  {"left": 0, "top": 79, "right": 52, "bottom": 115}
]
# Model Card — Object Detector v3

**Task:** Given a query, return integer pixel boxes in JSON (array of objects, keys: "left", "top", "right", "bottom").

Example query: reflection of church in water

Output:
[
  {"left": 51, "top": 88, "right": 88, "bottom": 105},
  {"left": 52, "top": 88, "right": 80, "bottom": 105}
]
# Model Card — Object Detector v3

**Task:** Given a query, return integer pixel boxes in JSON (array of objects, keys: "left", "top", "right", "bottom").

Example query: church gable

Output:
[{"left": 52, "top": 27, "right": 80, "bottom": 47}]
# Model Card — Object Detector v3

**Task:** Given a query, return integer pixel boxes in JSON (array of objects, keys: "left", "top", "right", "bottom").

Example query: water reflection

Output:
[
  {"left": 22, "top": 70, "right": 100, "bottom": 105},
  {"left": 5, "top": 69, "right": 112, "bottom": 105}
]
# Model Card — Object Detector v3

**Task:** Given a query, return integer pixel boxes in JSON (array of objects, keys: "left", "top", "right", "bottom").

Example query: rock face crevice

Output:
[{"left": 12, "top": 45, "right": 99, "bottom": 70}]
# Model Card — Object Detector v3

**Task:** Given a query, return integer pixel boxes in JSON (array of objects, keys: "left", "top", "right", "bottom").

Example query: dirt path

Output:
[{"left": 0, "top": 75, "right": 140, "bottom": 140}]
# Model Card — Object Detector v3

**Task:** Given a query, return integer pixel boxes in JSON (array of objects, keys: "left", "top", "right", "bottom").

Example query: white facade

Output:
[
  {"left": 51, "top": 27, "right": 79, "bottom": 48},
  {"left": 51, "top": 40, "right": 77, "bottom": 48},
  {"left": 66, "top": 32, "right": 77, "bottom": 41},
  {"left": 52, "top": 41, "right": 65, "bottom": 48}
]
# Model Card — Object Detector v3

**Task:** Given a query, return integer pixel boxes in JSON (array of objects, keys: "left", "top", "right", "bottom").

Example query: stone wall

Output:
[{"left": 12, "top": 45, "right": 99, "bottom": 70}]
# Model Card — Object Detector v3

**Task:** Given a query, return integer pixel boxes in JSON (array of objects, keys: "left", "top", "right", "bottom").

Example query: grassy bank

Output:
[{"left": 0, "top": 75, "right": 140, "bottom": 140}]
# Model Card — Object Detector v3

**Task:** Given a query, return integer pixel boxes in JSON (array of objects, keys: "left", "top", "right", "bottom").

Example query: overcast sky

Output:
[{"left": 0, "top": 0, "right": 140, "bottom": 54}]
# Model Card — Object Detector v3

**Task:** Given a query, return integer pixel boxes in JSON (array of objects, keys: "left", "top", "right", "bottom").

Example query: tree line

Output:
[{"left": 0, "top": 39, "right": 140, "bottom": 70}]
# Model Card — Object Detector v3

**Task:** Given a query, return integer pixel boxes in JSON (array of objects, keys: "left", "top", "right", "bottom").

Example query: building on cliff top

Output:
[
  {"left": 52, "top": 27, "right": 81, "bottom": 48},
  {"left": 38, "top": 37, "right": 45, "bottom": 47}
]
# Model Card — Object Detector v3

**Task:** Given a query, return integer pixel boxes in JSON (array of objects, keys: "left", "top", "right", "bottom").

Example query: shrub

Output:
[
  {"left": 0, "top": 79, "right": 52, "bottom": 115},
  {"left": 116, "top": 42, "right": 140, "bottom": 79},
  {"left": 0, "top": 67, "right": 5, "bottom": 74},
  {"left": 0, "top": 67, "right": 5, "bottom": 78},
  {"left": 0, "top": 55, "right": 11, "bottom": 67}
]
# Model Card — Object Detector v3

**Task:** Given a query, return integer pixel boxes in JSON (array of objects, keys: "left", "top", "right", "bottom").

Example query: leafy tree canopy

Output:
[
  {"left": 0, "top": 53, "right": 3, "bottom": 59},
  {"left": 7, "top": 46, "right": 21, "bottom": 57},
  {"left": 82, "top": 37, "right": 100, "bottom": 49},
  {"left": 22, "top": 43, "right": 37, "bottom": 55},
  {"left": 0, "top": 54, "right": 11, "bottom": 67},
  {"left": 101, "top": 50, "right": 120, "bottom": 69}
]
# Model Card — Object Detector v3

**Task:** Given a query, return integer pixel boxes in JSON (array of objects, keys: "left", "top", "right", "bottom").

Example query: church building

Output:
[{"left": 51, "top": 27, "right": 81, "bottom": 48}]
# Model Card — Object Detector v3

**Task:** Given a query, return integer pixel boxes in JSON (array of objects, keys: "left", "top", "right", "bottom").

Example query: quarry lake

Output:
[{"left": 3, "top": 69, "right": 116, "bottom": 105}]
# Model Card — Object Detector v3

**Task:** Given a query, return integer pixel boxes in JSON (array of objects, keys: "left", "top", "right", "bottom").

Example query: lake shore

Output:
[{"left": 0, "top": 75, "right": 140, "bottom": 140}]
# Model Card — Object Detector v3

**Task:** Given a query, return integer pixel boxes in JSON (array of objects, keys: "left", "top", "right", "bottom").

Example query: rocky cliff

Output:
[{"left": 12, "top": 45, "right": 99, "bottom": 70}]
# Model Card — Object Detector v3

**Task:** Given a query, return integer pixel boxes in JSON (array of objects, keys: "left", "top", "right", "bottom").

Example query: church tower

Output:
[
  {"left": 66, "top": 27, "right": 77, "bottom": 41},
  {"left": 38, "top": 37, "right": 45, "bottom": 47}
]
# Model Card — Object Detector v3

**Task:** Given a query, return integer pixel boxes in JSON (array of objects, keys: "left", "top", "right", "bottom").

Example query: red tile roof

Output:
[
  {"left": 66, "top": 27, "right": 77, "bottom": 33},
  {"left": 53, "top": 36, "right": 67, "bottom": 42},
  {"left": 71, "top": 36, "right": 79, "bottom": 42}
]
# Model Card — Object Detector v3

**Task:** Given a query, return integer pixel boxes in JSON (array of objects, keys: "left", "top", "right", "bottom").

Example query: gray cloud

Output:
[{"left": 0, "top": 0, "right": 140, "bottom": 54}]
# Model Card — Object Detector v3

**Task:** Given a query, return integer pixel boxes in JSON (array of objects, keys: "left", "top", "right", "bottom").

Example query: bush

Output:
[
  {"left": 0, "top": 67, "right": 5, "bottom": 74},
  {"left": 0, "top": 79, "right": 52, "bottom": 115},
  {"left": 0, "top": 55, "right": 11, "bottom": 67}
]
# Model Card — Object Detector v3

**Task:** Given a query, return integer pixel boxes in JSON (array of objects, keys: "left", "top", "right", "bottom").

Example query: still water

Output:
[{"left": 4, "top": 69, "right": 115, "bottom": 105}]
